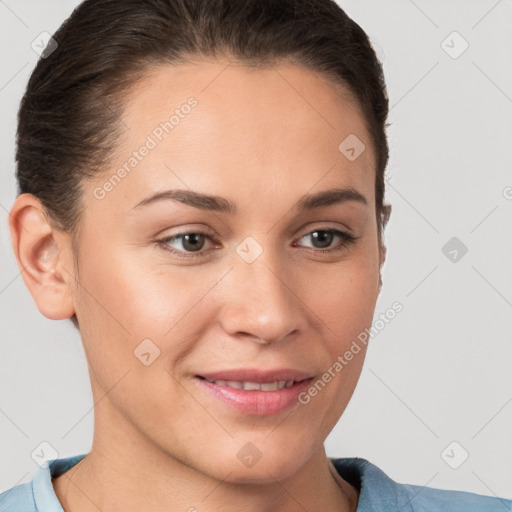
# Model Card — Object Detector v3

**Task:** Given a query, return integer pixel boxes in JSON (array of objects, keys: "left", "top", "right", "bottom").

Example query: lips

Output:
[{"left": 195, "top": 368, "right": 314, "bottom": 415}]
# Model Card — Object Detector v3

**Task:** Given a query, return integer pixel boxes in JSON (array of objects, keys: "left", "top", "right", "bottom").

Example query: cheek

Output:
[
  {"left": 72, "top": 249, "right": 180, "bottom": 374},
  {"left": 74, "top": 246, "right": 233, "bottom": 388},
  {"left": 74, "top": 249, "right": 211, "bottom": 420},
  {"left": 78, "top": 243, "right": 215, "bottom": 336},
  {"left": 302, "top": 245, "right": 380, "bottom": 346},
  {"left": 291, "top": 261, "right": 376, "bottom": 441}
]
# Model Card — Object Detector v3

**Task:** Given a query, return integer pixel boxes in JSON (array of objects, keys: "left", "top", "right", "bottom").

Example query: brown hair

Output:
[{"left": 16, "top": 0, "right": 392, "bottom": 329}]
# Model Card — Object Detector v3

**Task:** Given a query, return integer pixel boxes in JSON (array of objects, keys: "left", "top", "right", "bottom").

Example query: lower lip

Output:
[{"left": 195, "top": 377, "right": 314, "bottom": 416}]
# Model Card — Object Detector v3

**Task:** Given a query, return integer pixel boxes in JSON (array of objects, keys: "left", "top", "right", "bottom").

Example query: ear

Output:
[{"left": 8, "top": 193, "right": 76, "bottom": 321}]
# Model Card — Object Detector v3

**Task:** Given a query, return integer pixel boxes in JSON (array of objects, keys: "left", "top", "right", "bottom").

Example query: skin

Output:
[{"left": 9, "top": 59, "right": 386, "bottom": 512}]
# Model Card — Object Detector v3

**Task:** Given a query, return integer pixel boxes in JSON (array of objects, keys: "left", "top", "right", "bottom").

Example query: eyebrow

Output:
[{"left": 132, "top": 187, "right": 367, "bottom": 213}]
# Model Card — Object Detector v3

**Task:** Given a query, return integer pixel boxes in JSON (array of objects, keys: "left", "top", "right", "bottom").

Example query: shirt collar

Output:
[
  {"left": 33, "top": 454, "right": 412, "bottom": 512},
  {"left": 31, "top": 454, "right": 88, "bottom": 512},
  {"left": 331, "top": 457, "right": 415, "bottom": 512}
]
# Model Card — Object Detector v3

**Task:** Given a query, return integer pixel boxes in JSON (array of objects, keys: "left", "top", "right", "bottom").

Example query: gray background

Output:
[{"left": 1, "top": 0, "right": 511, "bottom": 499}]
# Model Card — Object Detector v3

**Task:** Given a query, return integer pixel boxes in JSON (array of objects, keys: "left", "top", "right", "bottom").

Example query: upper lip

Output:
[{"left": 198, "top": 368, "right": 314, "bottom": 383}]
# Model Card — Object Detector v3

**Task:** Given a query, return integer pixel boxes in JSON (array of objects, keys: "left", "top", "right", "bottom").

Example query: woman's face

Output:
[{"left": 67, "top": 59, "right": 383, "bottom": 482}]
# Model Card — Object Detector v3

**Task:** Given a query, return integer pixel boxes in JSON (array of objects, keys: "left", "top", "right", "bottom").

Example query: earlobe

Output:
[{"left": 8, "top": 193, "right": 76, "bottom": 321}]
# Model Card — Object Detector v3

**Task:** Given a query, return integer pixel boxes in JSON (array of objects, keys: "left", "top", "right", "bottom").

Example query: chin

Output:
[
  {"left": 217, "top": 457, "right": 305, "bottom": 485},
  {"left": 202, "top": 435, "right": 316, "bottom": 485}
]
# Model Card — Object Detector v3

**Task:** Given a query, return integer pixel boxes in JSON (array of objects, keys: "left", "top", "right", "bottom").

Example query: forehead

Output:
[
  {"left": 88, "top": 59, "right": 376, "bottom": 217},
  {"left": 120, "top": 59, "right": 371, "bottom": 149}
]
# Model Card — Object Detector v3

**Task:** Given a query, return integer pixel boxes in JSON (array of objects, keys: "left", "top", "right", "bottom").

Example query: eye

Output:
[
  {"left": 156, "top": 227, "right": 358, "bottom": 259},
  {"left": 156, "top": 231, "right": 216, "bottom": 257},
  {"left": 294, "top": 228, "right": 358, "bottom": 253}
]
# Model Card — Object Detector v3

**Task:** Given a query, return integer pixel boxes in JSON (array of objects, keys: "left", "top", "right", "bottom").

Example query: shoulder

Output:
[
  {"left": 331, "top": 457, "right": 512, "bottom": 512},
  {"left": 0, "top": 453, "right": 87, "bottom": 512},
  {"left": 399, "top": 481, "right": 511, "bottom": 512},
  {"left": 0, "top": 482, "right": 36, "bottom": 512}
]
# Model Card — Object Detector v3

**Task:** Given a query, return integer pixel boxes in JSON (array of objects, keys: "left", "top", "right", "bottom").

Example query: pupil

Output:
[
  {"left": 183, "top": 234, "right": 204, "bottom": 252},
  {"left": 313, "top": 231, "right": 332, "bottom": 249}
]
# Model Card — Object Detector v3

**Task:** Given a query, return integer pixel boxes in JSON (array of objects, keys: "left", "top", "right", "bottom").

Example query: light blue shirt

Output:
[{"left": 0, "top": 454, "right": 510, "bottom": 511}]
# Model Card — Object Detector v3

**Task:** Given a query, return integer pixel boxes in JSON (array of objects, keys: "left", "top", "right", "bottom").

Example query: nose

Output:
[{"left": 218, "top": 248, "right": 307, "bottom": 345}]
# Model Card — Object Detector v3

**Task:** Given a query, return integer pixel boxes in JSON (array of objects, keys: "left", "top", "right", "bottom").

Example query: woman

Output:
[{"left": 2, "top": 0, "right": 510, "bottom": 510}]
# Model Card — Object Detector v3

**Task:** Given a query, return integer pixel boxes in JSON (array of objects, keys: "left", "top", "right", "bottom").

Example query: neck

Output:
[{"left": 53, "top": 442, "right": 358, "bottom": 512}]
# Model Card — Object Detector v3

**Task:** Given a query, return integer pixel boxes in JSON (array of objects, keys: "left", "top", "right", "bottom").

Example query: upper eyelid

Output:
[
  {"left": 162, "top": 222, "right": 354, "bottom": 238},
  {"left": 163, "top": 225, "right": 350, "bottom": 241}
]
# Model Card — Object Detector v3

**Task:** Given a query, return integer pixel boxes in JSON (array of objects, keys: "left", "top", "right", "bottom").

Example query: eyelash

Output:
[{"left": 155, "top": 228, "right": 359, "bottom": 259}]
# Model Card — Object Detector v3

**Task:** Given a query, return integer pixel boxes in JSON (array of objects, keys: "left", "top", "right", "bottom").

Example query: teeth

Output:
[
  {"left": 210, "top": 379, "right": 295, "bottom": 391},
  {"left": 260, "top": 382, "right": 279, "bottom": 391},
  {"left": 243, "top": 381, "right": 261, "bottom": 391}
]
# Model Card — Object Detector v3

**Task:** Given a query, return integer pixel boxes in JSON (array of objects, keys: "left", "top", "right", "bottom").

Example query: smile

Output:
[{"left": 194, "top": 369, "right": 314, "bottom": 415}]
